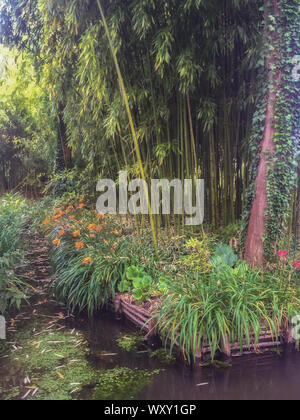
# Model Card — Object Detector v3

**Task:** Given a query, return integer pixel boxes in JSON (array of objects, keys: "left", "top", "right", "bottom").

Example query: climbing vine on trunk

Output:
[{"left": 244, "top": 0, "right": 300, "bottom": 265}]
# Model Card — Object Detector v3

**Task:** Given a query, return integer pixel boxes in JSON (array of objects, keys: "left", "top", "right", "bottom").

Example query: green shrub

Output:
[{"left": 179, "top": 235, "right": 216, "bottom": 274}]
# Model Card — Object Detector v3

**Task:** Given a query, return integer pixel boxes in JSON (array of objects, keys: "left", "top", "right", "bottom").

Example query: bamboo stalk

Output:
[{"left": 96, "top": 0, "right": 158, "bottom": 254}]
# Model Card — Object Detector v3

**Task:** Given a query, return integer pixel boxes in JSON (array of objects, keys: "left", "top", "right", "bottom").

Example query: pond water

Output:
[
  {"left": 1, "top": 306, "right": 300, "bottom": 400},
  {"left": 76, "top": 312, "right": 300, "bottom": 401}
]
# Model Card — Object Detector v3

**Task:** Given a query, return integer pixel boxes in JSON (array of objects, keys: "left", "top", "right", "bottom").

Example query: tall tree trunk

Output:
[{"left": 244, "top": 0, "right": 282, "bottom": 266}]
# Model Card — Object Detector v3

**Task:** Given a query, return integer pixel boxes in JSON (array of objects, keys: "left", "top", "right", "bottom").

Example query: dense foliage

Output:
[
  {"left": 0, "top": 194, "right": 29, "bottom": 313},
  {"left": 0, "top": 0, "right": 299, "bottom": 364},
  {"left": 0, "top": 46, "right": 55, "bottom": 194},
  {"left": 0, "top": 0, "right": 298, "bottom": 247}
]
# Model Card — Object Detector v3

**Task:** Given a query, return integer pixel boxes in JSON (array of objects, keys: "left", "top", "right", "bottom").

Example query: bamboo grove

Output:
[{"left": 0, "top": 0, "right": 299, "bottom": 259}]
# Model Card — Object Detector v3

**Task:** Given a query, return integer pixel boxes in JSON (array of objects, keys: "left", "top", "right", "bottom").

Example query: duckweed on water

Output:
[
  {"left": 92, "top": 367, "right": 159, "bottom": 400},
  {"left": 1, "top": 324, "right": 159, "bottom": 400},
  {"left": 7, "top": 329, "right": 96, "bottom": 400},
  {"left": 116, "top": 333, "right": 146, "bottom": 352}
]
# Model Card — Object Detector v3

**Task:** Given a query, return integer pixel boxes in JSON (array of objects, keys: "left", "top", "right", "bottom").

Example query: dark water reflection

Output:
[{"left": 77, "top": 312, "right": 300, "bottom": 401}]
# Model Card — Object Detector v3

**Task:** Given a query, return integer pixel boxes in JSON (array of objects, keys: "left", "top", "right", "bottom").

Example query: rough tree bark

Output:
[{"left": 244, "top": 0, "right": 282, "bottom": 266}]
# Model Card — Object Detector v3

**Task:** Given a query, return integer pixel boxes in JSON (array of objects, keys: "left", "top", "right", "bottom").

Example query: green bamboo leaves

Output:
[{"left": 96, "top": 0, "right": 158, "bottom": 253}]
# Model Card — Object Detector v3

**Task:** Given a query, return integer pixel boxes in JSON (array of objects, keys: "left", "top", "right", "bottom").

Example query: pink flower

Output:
[
  {"left": 292, "top": 260, "right": 300, "bottom": 269},
  {"left": 277, "top": 250, "right": 288, "bottom": 258}
]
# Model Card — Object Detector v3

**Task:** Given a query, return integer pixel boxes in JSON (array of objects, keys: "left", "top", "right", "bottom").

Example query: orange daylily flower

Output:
[
  {"left": 82, "top": 257, "right": 92, "bottom": 264},
  {"left": 53, "top": 238, "right": 61, "bottom": 247},
  {"left": 78, "top": 203, "right": 85, "bottom": 209},
  {"left": 96, "top": 225, "right": 103, "bottom": 232},
  {"left": 111, "top": 229, "right": 122, "bottom": 236},
  {"left": 43, "top": 218, "right": 50, "bottom": 226},
  {"left": 59, "top": 230, "right": 65, "bottom": 237},
  {"left": 70, "top": 215, "right": 76, "bottom": 220},
  {"left": 73, "top": 230, "right": 81, "bottom": 238},
  {"left": 75, "top": 241, "right": 85, "bottom": 249},
  {"left": 55, "top": 211, "right": 65, "bottom": 219},
  {"left": 88, "top": 223, "right": 96, "bottom": 232},
  {"left": 97, "top": 213, "right": 105, "bottom": 219},
  {"left": 66, "top": 205, "right": 74, "bottom": 214}
]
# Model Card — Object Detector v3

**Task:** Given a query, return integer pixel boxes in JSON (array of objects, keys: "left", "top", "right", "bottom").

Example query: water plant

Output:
[
  {"left": 116, "top": 333, "right": 146, "bottom": 352},
  {"left": 91, "top": 367, "right": 159, "bottom": 400}
]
